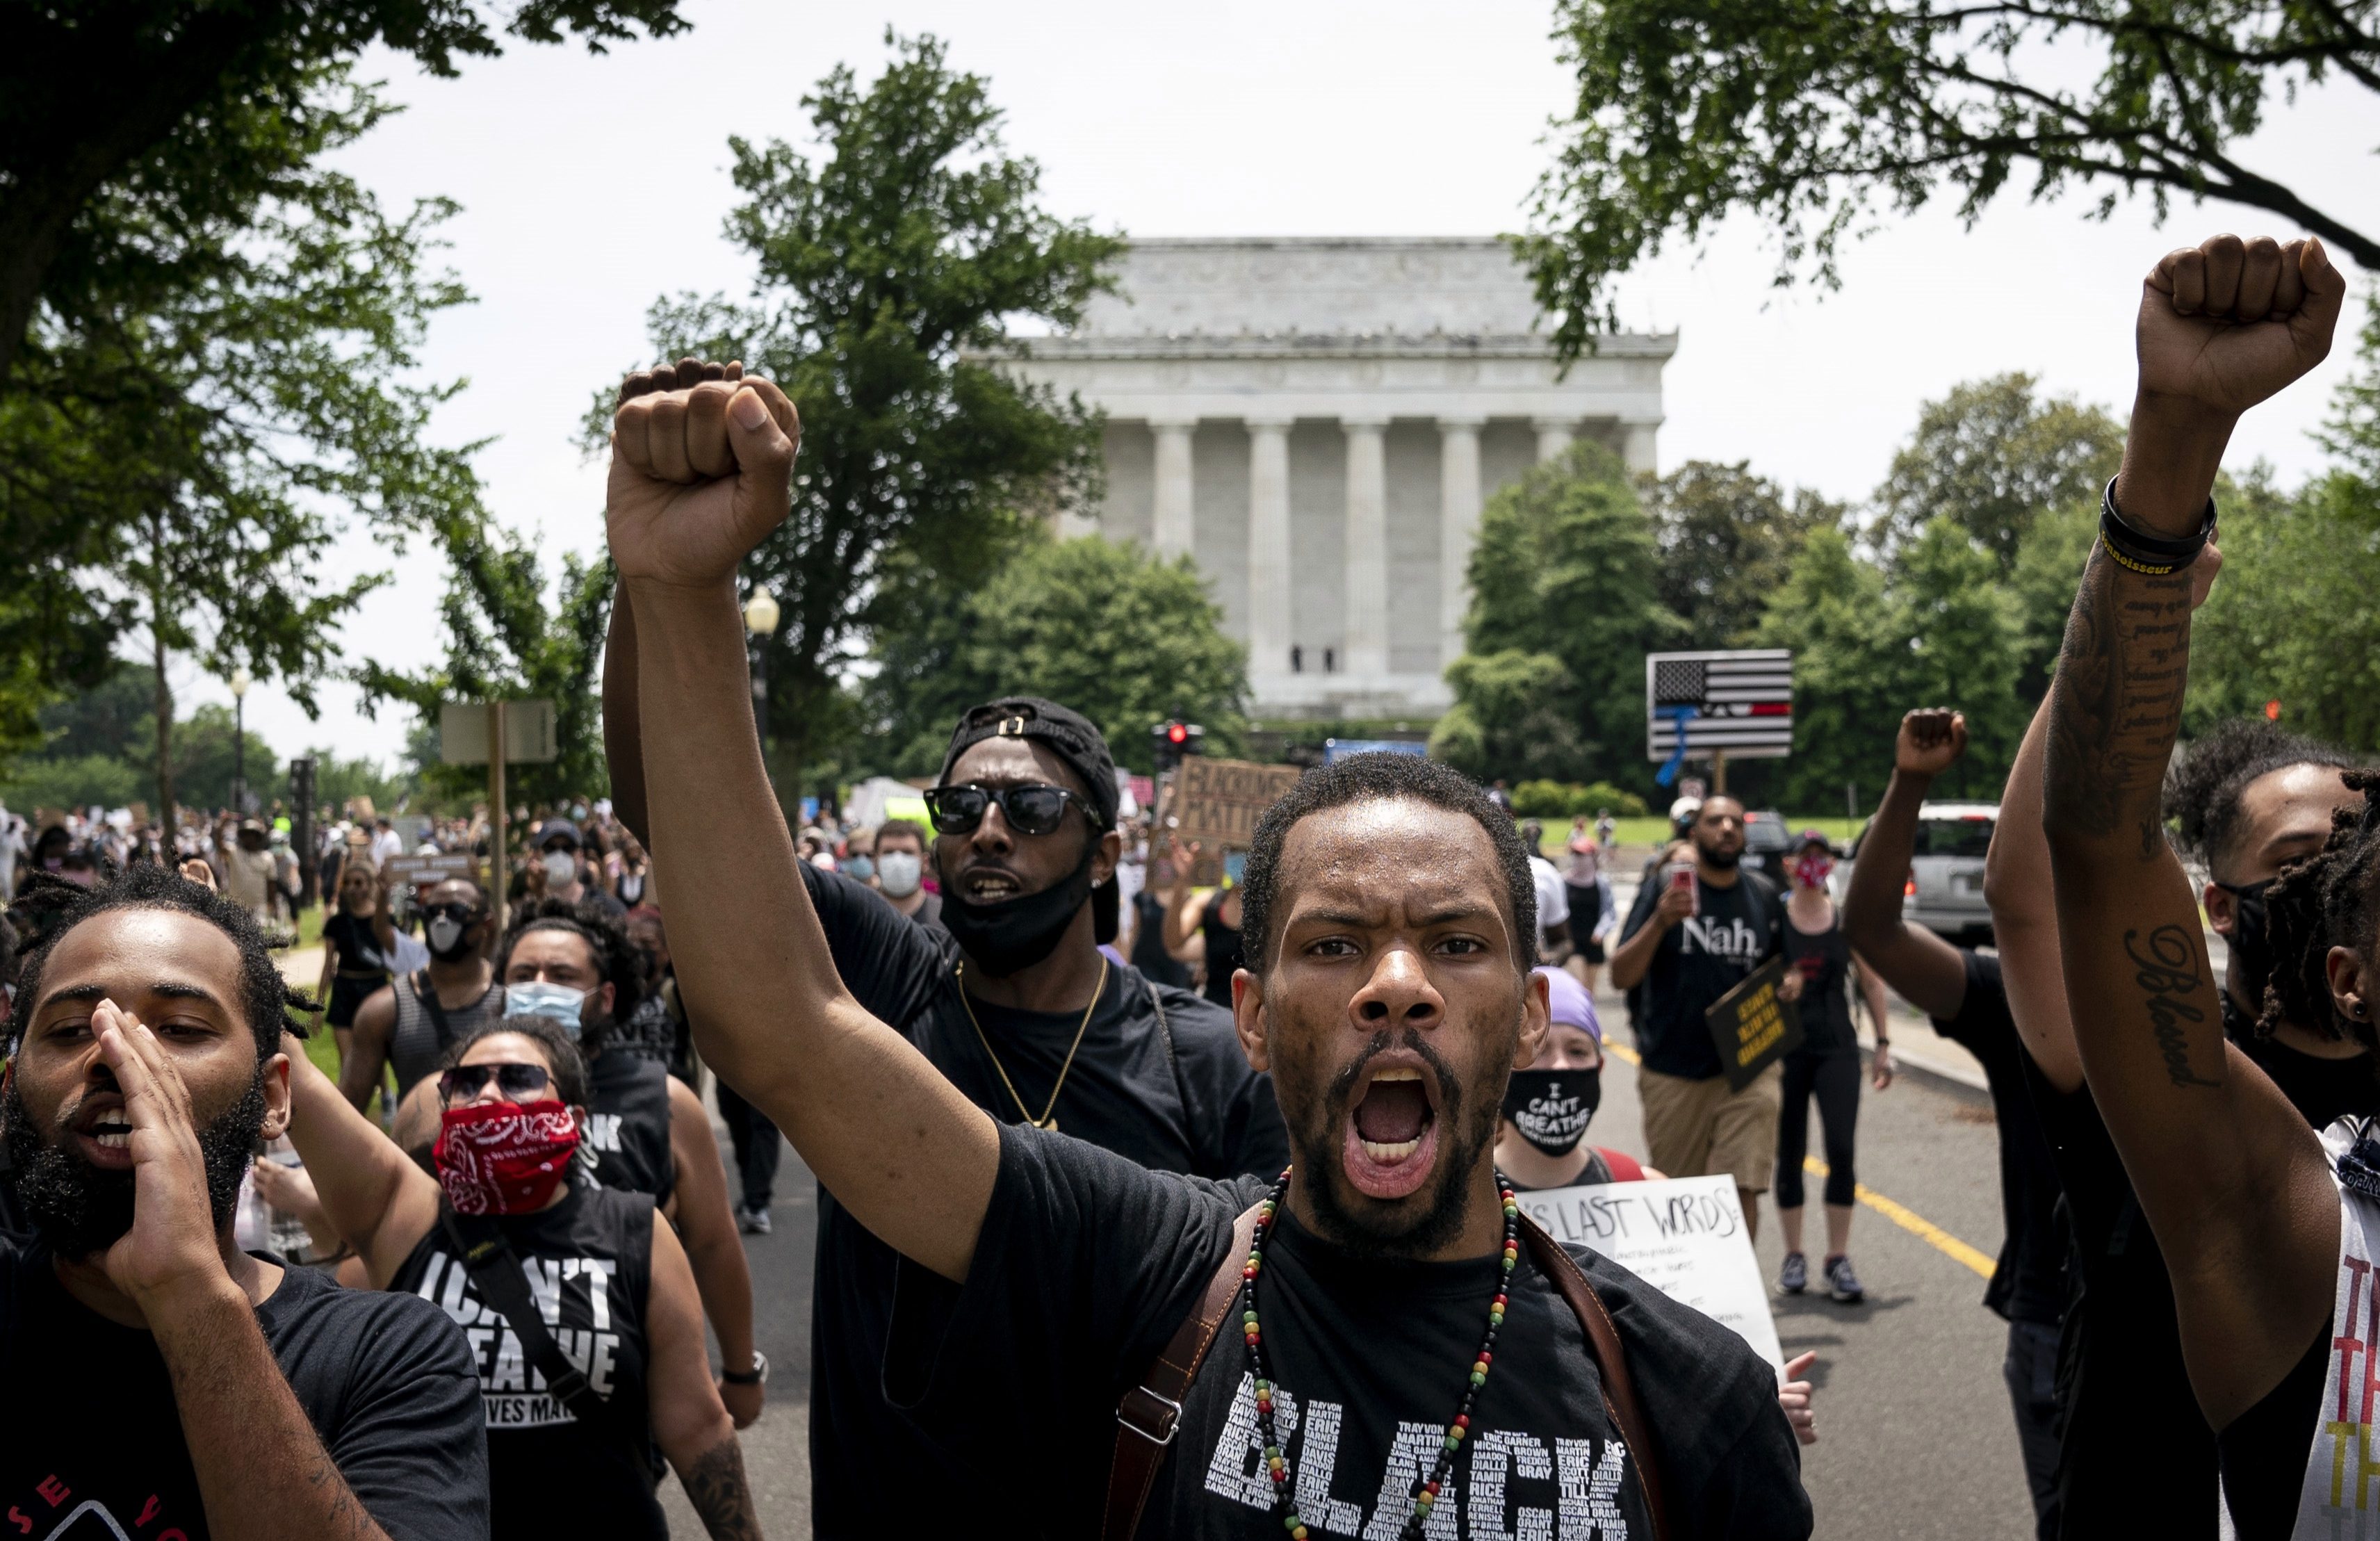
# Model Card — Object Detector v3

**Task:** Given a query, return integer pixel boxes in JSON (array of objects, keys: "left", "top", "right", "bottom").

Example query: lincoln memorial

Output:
[{"left": 1005, "top": 237, "right": 1677, "bottom": 720}]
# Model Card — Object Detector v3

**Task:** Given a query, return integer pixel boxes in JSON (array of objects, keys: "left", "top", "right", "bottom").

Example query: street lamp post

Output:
[{"left": 229, "top": 666, "right": 252, "bottom": 815}]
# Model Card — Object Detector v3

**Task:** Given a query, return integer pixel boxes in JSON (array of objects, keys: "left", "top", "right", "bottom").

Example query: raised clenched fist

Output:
[
  {"left": 606, "top": 357, "right": 801, "bottom": 591},
  {"left": 2137, "top": 235, "right": 2345, "bottom": 422},
  {"left": 1895, "top": 709, "right": 1967, "bottom": 778}
]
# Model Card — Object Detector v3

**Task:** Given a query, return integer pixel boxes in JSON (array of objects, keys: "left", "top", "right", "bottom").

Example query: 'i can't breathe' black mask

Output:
[{"left": 1499, "top": 1067, "right": 1601, "bottom": 1157}]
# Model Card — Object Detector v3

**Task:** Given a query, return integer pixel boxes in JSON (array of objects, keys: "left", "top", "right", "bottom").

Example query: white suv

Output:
[{"left": 1843, "top": 801, "right": 1998, "bottom": 943}]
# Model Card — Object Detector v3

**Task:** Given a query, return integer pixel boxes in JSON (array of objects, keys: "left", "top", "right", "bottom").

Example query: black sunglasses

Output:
[
  {"left": 924, "top": 783, "right": 1095, "bottom": 838},
  {"left": 422, "top": 901, "right": 482, "bottom": 925},
  {"left": 438, "top": 1063, "right": 553, "bottom": 1102}
]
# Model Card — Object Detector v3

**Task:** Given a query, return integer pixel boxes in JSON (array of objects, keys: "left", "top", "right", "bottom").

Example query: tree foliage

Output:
[
  {"left": 1874, "top": 374, "right": 2124, "bottom": 566},
  {"left": 604, "top": 33, "right": 1121, "bottom": 792},
  {"left": 357, "top": 521, "right": 614, "bottom": 808},
  {"left": 1519, "top": 0, "right": 2379, "bottom": 356},
  {"left": 1641, "top": 460, "right": 1841, "bottom": 648},
  {"left": 1434, "top": 444, "right": 1682, "bottom": 785},
  {"left": 865, "top": 532, "right": 1248, "bottom": 778}
]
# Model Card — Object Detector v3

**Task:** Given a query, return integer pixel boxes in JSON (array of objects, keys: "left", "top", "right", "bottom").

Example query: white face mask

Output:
[
  {"left": 505, "top": 981, "right": 587, "bottom": 1036},
  {"left": 877, "top": 849, "right": 922, "bottom": 898},
  {"left": 427, "top": 916, "right": 467, "bottom": 955},
  {"left": 542, "top": 849, "right": 578, "bottom": 886}
]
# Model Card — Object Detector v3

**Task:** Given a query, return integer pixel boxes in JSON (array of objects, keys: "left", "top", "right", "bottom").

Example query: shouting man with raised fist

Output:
[
  {"left": 2037, "top": 233, "right": 2367, "bottom": 1539},
  {"left": 605, "top": 361, "right": 1810, "bottom": 1536}
]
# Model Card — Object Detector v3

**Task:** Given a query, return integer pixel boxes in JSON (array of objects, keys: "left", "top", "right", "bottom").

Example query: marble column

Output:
[
  {"left": 1151, "top": 417, "right": 1196, "bottom": 556},
  {"left": 1343, "top": 416, "right": 1389, "bottom": 680},
  {"left": 1437, "top": 415, "right": 1485, "bottom": 669},
  {"left": 1533, "top": 416, "right": 1576, "bottom": 464},
  {"left": 1622, "top": 418, "right": 1661, "bottom": 475},
  {"left": 1245, "top": 416, "right": 1294, "bottom": 679}
]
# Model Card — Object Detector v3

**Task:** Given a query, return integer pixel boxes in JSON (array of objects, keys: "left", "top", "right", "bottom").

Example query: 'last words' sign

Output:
[{"left": 1517, "top": 1175, "right": 1786, "bottom": 1374}]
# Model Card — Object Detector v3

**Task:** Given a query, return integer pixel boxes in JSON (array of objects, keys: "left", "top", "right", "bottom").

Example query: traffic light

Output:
[{"left": 1151, "top": 719, "right": 1206, "bottom": 772}]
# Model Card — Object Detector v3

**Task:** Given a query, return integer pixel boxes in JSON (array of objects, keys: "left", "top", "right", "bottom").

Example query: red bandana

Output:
[{"left": 434, "top": 1100, "right": 581, "bottom": 1216}]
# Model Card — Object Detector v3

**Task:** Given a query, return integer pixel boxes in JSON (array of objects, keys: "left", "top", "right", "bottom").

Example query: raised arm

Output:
[
  {"left": 607, "top": 359, "right": 997, "bottom": 1283},
  {"left": 665, "top": 1075, "right": 763, "bottom": 1428},
  {"left": 603, "top": 593, "right": 651, "bottom": 847},
  {"left": 1839, "top": 710, "right": 1971, "bottom": 1020},
  {"left": 2041, "top": 233, "right": 2345, "bottom": 1428},
  {"left": 281, "top": 1031, "right": 442, "bottom": 1287}
]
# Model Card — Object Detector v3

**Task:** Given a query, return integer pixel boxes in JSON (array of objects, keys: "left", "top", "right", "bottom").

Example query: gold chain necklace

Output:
[{"left": 955, "top": 956, "right": 1107, "bottom": 1132}]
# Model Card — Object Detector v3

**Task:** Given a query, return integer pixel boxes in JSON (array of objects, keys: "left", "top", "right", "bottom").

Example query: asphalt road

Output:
[{"left": 662, "top": 984, "right": 2039, "bottom": 1540}]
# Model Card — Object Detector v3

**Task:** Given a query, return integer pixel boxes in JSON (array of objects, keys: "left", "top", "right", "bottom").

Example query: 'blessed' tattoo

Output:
[{"left": 2124, "top": 924, "right": 2221, "bottom": 1089}]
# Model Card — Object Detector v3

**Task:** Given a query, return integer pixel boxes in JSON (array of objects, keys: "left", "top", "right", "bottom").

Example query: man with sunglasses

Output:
[
  {"left": 607, "top": 509, "right": 1287, "bottom": 1528},
  {"left": 341, "top": 877, "right": 507, "bottom": 1114}
]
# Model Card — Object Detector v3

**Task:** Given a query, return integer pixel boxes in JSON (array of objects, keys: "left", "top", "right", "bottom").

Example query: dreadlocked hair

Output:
[
  {"left": 10, "top": 862, "right": 318, "bottom": 1064},
  {"left": 2260, "top": 767, "right": 2380, "bottom": 1046},
  {"left": 2166, "top": 717, "right": 2358, "bottom": 871}
]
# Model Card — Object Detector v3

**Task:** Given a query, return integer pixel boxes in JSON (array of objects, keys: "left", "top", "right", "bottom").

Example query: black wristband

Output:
[{"left": 2098, "top": 475, "right": 2215, "bottom": 576}]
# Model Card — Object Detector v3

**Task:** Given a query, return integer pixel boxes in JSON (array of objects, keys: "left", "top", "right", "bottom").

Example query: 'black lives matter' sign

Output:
[{"left": 1704, "top": 956, "right": 1804, "bottom": 1090}]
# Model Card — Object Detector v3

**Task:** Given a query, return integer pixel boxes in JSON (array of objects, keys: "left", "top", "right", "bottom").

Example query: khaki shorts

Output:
[{"left": 1638, "top": 1061, "right": 1785, "bottom": 1193}]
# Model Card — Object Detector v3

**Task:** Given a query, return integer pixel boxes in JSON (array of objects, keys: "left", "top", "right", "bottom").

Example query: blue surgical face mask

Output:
[{"left": 505, "top": 981, "right": 588, "bottom": 1036}]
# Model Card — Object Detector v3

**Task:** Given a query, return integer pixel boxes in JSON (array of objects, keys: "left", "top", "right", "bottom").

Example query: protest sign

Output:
[
  {"left": 1517, "top": 1174, "right": 1785, "bottom": 1371},
  {"left": 1164, "top": 758, "right": 1301, "bottom": 883},
  {"left": 1704, "top": 955, "right": 1803, "bottom": 1091},
  {"left": 384, "top": 852, "right": 480, "bottom": 887}
]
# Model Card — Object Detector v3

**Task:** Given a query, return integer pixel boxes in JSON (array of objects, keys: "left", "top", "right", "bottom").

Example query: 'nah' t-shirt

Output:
[
  {"left": 389, "top": 1181, "right": 662, "bottom": 1539},
  {"left": 796, "top": 864, "right": 1291, "bottom": 1538},
  {"left": 886, "top": 1124, "right": 1811, "bottom": 1540},
  {"left": 1620, "top": 873, "right": 1783, "bottom": 1080},
  {"left": 0, "top": 1241, "right": 487, "bottom": 1541}
]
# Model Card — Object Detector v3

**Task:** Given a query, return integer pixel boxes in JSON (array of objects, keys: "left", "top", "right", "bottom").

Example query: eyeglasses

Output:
[
  {"left": 422, "top": 902, "right": 480, "bottom": 925},
  {"left": 923, "top": 783, "right": 1094, "bottom": 838},
  {"left": 438, "top": 1063, "right": 553, "bottom": 1102}
]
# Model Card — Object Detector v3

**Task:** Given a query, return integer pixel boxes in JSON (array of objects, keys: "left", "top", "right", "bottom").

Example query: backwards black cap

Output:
[
  {"left": 938, "top": 697, "right": 1123, "bottom": 946},
  {"left": 938, "top": 696, "right": 1120, "bottom": 831}
]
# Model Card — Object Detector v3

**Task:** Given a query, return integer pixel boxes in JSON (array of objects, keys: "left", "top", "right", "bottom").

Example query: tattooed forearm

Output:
[
  {"left": 2125, "top": 924, "right": 2222, "bottom": 1089},
  {"left": 681, "top": 1435, "right": 763, "bottom": 1541},
  {"left": 2044, "top": 546, "right": 2195, "bottom": 849}
]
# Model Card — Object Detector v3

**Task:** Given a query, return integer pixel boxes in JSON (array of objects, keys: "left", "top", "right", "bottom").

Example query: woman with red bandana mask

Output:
[
  {"left": 1773, "top": 831, "right": 1895, "bottom": 1305},
  {"left": 277, "top": 1014, "right": 761, "bottom": 1540}
]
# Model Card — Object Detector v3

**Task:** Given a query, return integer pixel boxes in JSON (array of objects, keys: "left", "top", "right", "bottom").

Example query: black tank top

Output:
[
  {"left": 1200, "top": 896, "right": 1244, "bottom": 1009},
  {"left": 2215, "top": 1321, "right": 2327, "bottom": 1537},
  {"left": 390, "top": 1181, "right": 663, "bottom": 1536},
  {"left": 1782, "top": 915, "right": 1857, "bottom": 1054},
  {"left": 587, "top": 1049, "right": 676, "bottom": 1211},
  {"left": 389, "top": 971, "right": 507, "bottom": 1102}
]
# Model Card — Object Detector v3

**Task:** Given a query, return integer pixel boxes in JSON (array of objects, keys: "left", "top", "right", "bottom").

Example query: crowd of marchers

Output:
[{"left": 0, "top": 231, "right": 2367, "bottom": 1541}]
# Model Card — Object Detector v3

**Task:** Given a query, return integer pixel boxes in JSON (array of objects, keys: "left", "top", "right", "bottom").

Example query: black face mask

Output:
[
  {"left": 2217, "top": 879, "right": 2275, "bottom": 1016},
  {"left": 940, "top": 842, "right": 1100, "bottom": 979},
  {"left": 1499, "top": 1066, "right": 1601, "bottom": 1157}
]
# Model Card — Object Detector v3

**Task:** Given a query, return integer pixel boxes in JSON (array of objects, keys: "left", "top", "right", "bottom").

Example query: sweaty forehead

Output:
[
  {"left": 1275, "top": 797, "right": 1510, "bottom": 929},
  {"left": 947, "top": 737, "right": 1089, "bottom": 801},
  {"left": 2233, "top": 764, "right": 2361, "bottom": 878},
  {"left": 512, "top": 927, "right": 598, "bottom": 973},
  {"left": 37, "top": 909, "right": 243, "bottom": 1010}
]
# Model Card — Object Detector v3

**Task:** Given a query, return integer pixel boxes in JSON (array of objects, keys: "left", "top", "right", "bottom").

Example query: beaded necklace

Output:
[{"left": 1237, "top": 1167, "right": 1522, "bottom": 1541}]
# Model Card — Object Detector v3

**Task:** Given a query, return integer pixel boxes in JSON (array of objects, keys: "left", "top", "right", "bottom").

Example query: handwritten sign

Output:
[
  {"left": 1704, "top": 956, "right": 1802, "bottom": 1091},
  {"left": 384, "top": 853, "right": 480, "bottom": 888},
  {"left": 1167, "top": 758, "right": 1302, "bottom": 882},
  {"left": 1519, "top": 1174, "right": 1785, "bottom": 1371}
]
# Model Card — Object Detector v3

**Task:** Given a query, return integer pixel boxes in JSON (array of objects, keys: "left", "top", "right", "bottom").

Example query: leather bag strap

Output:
[
  {"left": 1519, "top": 1214, "right": 1672, "bottom": 1541},
  {"left": 1101, "top": 1200, "right": 1264, "bottom": 1541}
]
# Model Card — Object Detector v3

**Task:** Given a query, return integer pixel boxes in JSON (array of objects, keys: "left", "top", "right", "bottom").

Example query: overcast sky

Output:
[{"left": 202, "top": 0, "right": 2376, "bottom": 766}]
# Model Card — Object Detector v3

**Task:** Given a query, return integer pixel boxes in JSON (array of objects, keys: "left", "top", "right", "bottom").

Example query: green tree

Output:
[
  {"left": 1889, "top": 517, "right": 2030, "bottom": 790},
  {"left": 2007, "top": 496, "right": 2100, "bottom": 697},
  {"left": 3, "top": 0, "right": 687, "bottom": 384},
  {"left": 357, "top": 521, "right": 614, "bottom": 807},
  {"left": 864, "top": 532, "right": 1248, "bottom": 777},
  {"left": 164, "top": 704, "right": 279, "bottom": 814},
  {"left": 1875, "top": 375, "right": 2124, "bottom": 566},
  {"left": 605, "top": 33, "right": 1121, "bottom": 792},
  {"left": 1753, "top": 525, "right": 1902, "bottom": 810},
  {"left": 1517, "top": 0, "right": 2377, "bottom": 355},
  {"left": 1438, "top": 443, "right": 1683, "bottom": 785},
  {"left": 1640, "top": 460, "right": 1841, "bottom": 648}
]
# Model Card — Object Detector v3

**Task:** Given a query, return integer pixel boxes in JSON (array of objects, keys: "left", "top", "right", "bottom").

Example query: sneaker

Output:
[
  {"left": 1825, "top": 1254, "right": 1864, "bottom": 1303},
  {"left": 1777, "top": 1251, "right": 1807, "bottom": 1295},
  {"left": 737, "top": 1207, "right": 772, "bottom": 1236}
]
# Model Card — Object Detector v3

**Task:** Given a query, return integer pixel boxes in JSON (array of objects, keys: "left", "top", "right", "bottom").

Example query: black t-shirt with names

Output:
[
  {"left": 588, "top": 1046, "right": 676, "bottom": 1209},
  {"left": 1619, "top": 872, "right": 1784, "bottom": 1080},
  {"left": 1923, "top": 952, "right": 2067, "bottom": 1328},
  {"left": 885, "top": 1125, "right": 1811, "bottom": 1540},
  {"left": 1780, "top": 918, "right": 1855, "bottom": 1056},
  {"left": 0, "top": 1241, "right": 488, "bottom": 1541},
  {"left": 389, "top": 1180, "right": 662, "bottom": 1538},
  {"left": 797, "top": 865, "right": 1290, "bottom": 1538}
]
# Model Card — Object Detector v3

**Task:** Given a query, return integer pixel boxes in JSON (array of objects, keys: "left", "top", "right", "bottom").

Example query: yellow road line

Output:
[{"left": 1600, "top": 1038, "right": 1996, "bottom": 1280}]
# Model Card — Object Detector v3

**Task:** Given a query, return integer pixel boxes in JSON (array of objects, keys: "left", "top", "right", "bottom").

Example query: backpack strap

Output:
[
  {"left": 439, "top": 1207, "right": 651, "bottom": 1480},
  {"left": 1518, "top": 1214, "right": 1673, "bottom": 1541},
  {"left": 1102, "top": 1199, "right": 1264, "bottom": 1541}
]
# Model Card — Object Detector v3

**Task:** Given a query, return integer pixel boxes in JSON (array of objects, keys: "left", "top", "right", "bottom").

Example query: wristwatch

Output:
[{"left": 723, "top": 1350, "right": 769, "bottom": 1386}]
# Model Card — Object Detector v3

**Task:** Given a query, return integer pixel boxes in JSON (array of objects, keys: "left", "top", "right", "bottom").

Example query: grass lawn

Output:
[{"left": 1570, "top": 815, "right": 1868, "bottom": 849}]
